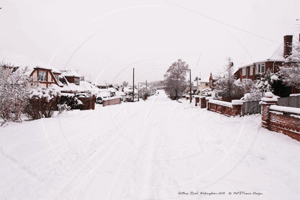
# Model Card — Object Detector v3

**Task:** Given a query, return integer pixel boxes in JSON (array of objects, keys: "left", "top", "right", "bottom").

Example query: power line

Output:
[{"left": 162, "top": 0, "right": 281, "bottom": 44}]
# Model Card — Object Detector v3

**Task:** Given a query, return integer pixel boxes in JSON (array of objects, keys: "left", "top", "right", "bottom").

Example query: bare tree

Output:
[{"left": 164, "top": 59, "right": 189, "bottom": 100}]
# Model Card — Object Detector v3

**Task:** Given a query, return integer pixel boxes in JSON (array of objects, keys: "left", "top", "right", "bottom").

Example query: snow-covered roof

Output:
[
  {"left": 238, "top": 44, "right": 285, "bottom": 69},
  {"left": 116, "top": 91, "right": 126, "bottom": 96},
  {"left": 0, "top": 49, "right": 61, "bottom": 74},
  {"left": 60, "top": 69, "right": 81, "bottom": 77},
  {"left": 58, "top": 80, "right": 99, "bottom": 94}
]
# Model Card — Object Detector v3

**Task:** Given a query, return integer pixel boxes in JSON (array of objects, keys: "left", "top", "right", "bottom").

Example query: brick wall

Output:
[
  {"left": 103, "top": 97, "right": 121, "bottom": 107},
  {"left": 207, "top": 99, "right": 242, "bottom": 117},
  {"left": 78, "top": 95, "right": 96, "bottom": 110},
  {"left": 261, "top": 93, "right": 300, "bottom": 142},
  {"left": 269, "top": 109, "right": 300, "bottom": 141}
]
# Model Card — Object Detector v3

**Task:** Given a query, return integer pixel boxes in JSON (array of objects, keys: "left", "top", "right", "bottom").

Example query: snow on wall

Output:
[
  {"left": 270, "top": 105, "right": 300, "bottom": 115},
  {"left": 209, "top": 99, "right": 232, "bottom": 108}
]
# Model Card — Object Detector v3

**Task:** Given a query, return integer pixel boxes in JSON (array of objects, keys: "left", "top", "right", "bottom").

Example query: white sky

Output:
[{"left": 0, "top": 0, "right": 299, "bottom": 84}]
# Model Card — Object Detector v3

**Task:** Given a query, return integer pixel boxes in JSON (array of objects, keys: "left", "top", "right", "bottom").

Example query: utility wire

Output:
[{"left": 162, "top": 0, "right": 281, "bottom": 44}]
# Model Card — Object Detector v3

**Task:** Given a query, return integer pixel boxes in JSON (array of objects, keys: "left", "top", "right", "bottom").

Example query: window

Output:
[
  {"left": 261, "top": 64, "right": 265, "bottom": 73},
  {"left": 205, "top": 83, "right": 208, "bottom": 86},
  {"left": 242, "top": 68, "right": 246, "bottom": 76},
  {"left": 250, "top": 66, "right": 253, "bottom": 75},
  {"left": 54, "top": 74, "right": 59, "bottom": 81},
  {"left": 74, "top": 77, "right": 80, "bottom": 85},
  {"left": 256, "top": 63, "right": 265, "bottom": 74},
  {"left": 38, "top": 71, "right": 46, "bottom": 82}
]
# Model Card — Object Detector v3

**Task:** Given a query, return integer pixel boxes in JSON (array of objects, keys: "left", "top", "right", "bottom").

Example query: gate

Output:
[{"left": 242, "top": 101, "right": 261, "bottom": 115}]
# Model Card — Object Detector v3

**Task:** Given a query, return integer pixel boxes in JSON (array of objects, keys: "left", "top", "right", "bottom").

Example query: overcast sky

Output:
[{"left": 0, "top": 0, "right": 299, "bottom": 84}]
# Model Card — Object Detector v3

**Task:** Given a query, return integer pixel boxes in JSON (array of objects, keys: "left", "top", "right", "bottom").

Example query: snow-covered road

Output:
[{"left": 1, "top": 90, "right": 300, "bottom": 200}]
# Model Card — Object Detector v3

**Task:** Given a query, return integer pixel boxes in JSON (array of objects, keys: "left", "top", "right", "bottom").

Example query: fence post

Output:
[
  {"left": 195, "top": 96, "right": 200, "bottom": 106},
  {"left": 261, "top": 92, "right": 278, "bottom": 130},
  {"left": 200, "top": 97, "right": 206, "bottom": 108}
]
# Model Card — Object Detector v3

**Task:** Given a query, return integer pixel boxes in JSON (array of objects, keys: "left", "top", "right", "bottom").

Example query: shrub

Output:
[
  {"left": 23, "top": 87, "right": 60, "bottom": 120},
  {"left": 0, "top": 66, "right": 32, "bottom": 125},
  {"left": 57, "top": 94, "right": 84, "bottom": 110}
]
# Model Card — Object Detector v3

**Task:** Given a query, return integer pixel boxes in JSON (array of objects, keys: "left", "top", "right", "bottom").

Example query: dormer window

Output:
[
  {"left": 54, "top": 74, "right": 59, "bottom": 81},
  {"left": 38, "top": 70, "right": 47, "bottom": 82},
  {"left": 74, "top": 77, "right": 80, "bottom": 85}
]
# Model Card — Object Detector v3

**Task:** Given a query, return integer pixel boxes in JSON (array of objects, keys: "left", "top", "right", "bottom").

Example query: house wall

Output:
[
  {"left": 30, "top": 68, "right": 58, "bottom": 88},
  {"left": 237, "top": 61, "right": 283, "bottom": 81}
]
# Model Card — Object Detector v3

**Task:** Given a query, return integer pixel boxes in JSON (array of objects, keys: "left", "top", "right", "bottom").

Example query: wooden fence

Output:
[
  {"left": 278, "top": 96, "right": 300, "bottom": 108},
  {"left": 242, "top": 101, "right": 261, "bottom": 115}
]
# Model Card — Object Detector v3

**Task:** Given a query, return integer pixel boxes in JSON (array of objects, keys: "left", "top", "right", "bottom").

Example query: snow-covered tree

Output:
[
  {"left": 214, "top": 58, "right": 240, "bottom": 96},
  {"left": 0, "top": 66, "right": 32, "bottom": 125},
  {"left": 164, "top": 59, "right": 189, "bottom": 100},
  {"left": 280, "top": 40, "right": 300, "bottom": 89},
  {"left": 122, "top": 81, "right": 128, "bottom": 87},
  {"left": 238, "top": 79, "right": 254, "bottom": 94}
]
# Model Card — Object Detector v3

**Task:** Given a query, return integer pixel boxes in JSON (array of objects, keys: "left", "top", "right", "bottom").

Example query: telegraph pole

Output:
[{"left": 133, "top": 68, "right": 135, "bottom": 102}]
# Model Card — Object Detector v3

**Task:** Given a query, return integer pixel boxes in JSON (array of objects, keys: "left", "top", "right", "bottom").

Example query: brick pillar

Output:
[
  {"left": 92, "top": 95, "right": 95, "bottom": 110},
  {"left": 232, "top": 104, "right": 242, "bottom": 117},
  {"left": 232, "top": 100, "right": 243, "bottom": 117},
  {"left": 200, "top": 97, "right": 206, "bottom": 108},
  {"left": 261, "top": 93, "right": 278, "bottom": 129},
  {"left": 195, "top": 96, "right": 200, "bottom": 106}
]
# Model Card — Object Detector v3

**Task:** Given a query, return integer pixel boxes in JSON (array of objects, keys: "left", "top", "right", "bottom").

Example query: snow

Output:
[
  {"left": 270, "top": 105, "right": 300, "bottom": 115},
  {"left": 105, "top": 96, "right": 121, "bottom": 100},
  {"left": 60, "top": 69, "right": 81, "bottom": 77},
  {"left": 0, "top": 90, "right": 300, "bottom": 200},
  {"left": 209, "top": 99, "right": 232, "bottom": 108},
  {"left": 271, "top": 74, "right": 279, "bottom": 81},
  {"left": 231, "top": 100, "right": 243, "bottom": 105},
  {"left": 261, "top": 92, "right": 279, "bottom": 102},
  {"left": 290, "top": 93, "right": 300, "bottom": 97}
]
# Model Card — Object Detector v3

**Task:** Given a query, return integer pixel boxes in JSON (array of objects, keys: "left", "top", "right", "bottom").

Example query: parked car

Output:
[{"left": 96, "top": 96, "right": 103, "bottom": 104}]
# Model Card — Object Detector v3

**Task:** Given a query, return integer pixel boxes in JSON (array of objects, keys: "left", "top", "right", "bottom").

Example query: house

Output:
[
  {"left": 196, "top": 78, "right": 210, "bottom": 95},
  {"left": 209, "top": 72, "right": 219, "bottom": 89},
  {"left": 60, "top": 70, "right": 82, "bottom": 86},
  {"left": 30, "top": 66, "right": 63, "bottom": 88},
  {"left": 234, "top": 34, "right": 300, "bottom": 94}
]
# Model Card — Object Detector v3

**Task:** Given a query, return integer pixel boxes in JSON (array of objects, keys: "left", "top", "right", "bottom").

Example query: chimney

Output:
[{"left": 284, "top": 35, "right": 293, "bottom": 58}]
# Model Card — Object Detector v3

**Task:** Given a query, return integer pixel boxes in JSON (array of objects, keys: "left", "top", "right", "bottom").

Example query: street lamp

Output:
[{"left": 186, "top": 69, "right": 192, "bottom": 103}]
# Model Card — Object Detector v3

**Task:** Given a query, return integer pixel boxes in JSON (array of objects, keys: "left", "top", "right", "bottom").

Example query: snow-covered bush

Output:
[
  {"left": 57, "top": 94, "right": 84, "bottom": 110},
  {"left": 58, "top": 104, "right": 71, "bottom": 114},
  {"left": 23, "top": 87, "right": 61, "bottom": 120},
  {"left": 0, "top": 66, "right": 32, "bottom": 125}
]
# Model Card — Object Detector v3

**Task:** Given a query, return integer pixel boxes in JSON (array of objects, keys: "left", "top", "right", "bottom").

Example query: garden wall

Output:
[
  {"left": 78, "top": 95, "right": 96, "bottom": 110},
  {"left": 261, "top": 93, "right": 300, "bottom": 141},
  {"left": 207, "top": 99, "right": 243, "bottom": 117},
  {"left": 103, "top": 97, "right": 121, "bottom": 107}
]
